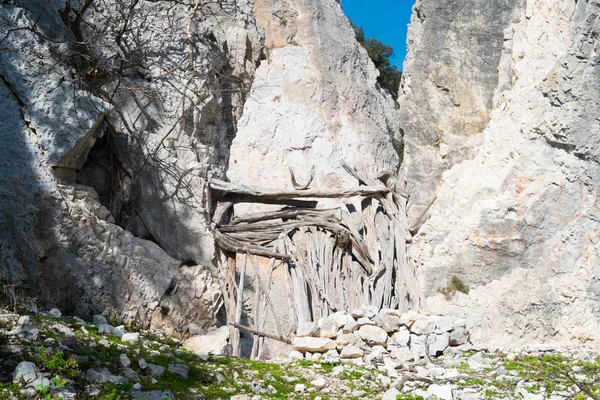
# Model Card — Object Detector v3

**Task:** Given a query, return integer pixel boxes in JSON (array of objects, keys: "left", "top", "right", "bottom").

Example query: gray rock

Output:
[
  {"left": 93, "top": 315, "right": 108, "bottom": 326},
  {"left": 85, "top": 368, "right": 128, "bottom": 384},
  {"left": 168, "top": 364, "right": 189, "bottom": 379},
  {"left": 48, "top": 308, "right": 62, "bottom": 318},
  {"left": 132, "top": 390, "right": 175, "bottom": 400},
  {"left": 146, "top": 364, "right": 165, "bottom": 377},
  {"left": 450, "top": 328, "right": 470, "bottom": 346},
  {"left": 12, "top": 361, "right": 37, "bottom": 384},
  {"left": 120, "top": 354, "right": 131, "bottom": 368}
]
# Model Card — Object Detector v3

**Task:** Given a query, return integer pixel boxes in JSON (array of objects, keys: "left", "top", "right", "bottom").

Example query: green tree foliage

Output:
[{"left": 353, "top": 25, "right": 403, "bottom": 100}]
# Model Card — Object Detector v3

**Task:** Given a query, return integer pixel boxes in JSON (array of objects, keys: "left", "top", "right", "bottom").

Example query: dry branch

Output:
[{"left": 228, "top": 322, "right": 291, "bottom": 345}]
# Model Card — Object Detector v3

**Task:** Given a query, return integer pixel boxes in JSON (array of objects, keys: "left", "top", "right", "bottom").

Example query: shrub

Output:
[{"left": 438, "top": 275, "right": 469, "bottom": 300}]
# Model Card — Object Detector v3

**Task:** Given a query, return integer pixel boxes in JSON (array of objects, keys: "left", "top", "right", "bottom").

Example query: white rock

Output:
[
  {"left": 389, "top": 346, "right": 414, "bottom": 362},
  {"left": 373, "top": 312, "right": 403, "bottom": 333},
  {"left": 342, "top": 320, "right": 358, "bottom": 334},
  {"left": 355, "top": 317, "right": 374, "bottom": 328},
  {"left": 410, "top": 315, "right": 436, "bottom": 335},
  {"left": 294, "top": 384, "right": 306, "bottom": 392},
  {"left": 289, "top": 350, "right": 304, "bottom": 360},
  {"left": 293, "top": 337, "right": 336, "bottom": 353},
  {"left": 357, "top": 325, "right": 388, "bottom": 346},
  {"left": 183, "top": 326, "right": 230, "bottom": 356},
  {"left": 297, "top": 322, "right": 319, "bottom": 337},
  {"left": 382, "top": 387, "right": 400, "bottom": 400},
  {"left": 18, "top": 316, "right": 30, "bottom": 326},
  {"left": 399, "top": 310, "right": 419, "bottom": 327},
  {"left": 450, "top": 328, "right": 469, "bottom": 346},
  {"left": 390, "top": 327, "right": 410, "bottom": 346},
  {"left": 133, "top": 383, "right": 142, "bottom": 390},
  {"left": 336, "top": 333, "right": 362, "bottom": 349},
  {"left": 433, "top": 316, "right": 453, "bottom": 332},
  {"left": 188, "top": 323, "right": 203, "bottom": 336},
  {"left": 310, "top": 377, "right": 326, "bottom": 389},
  {"left": 317, "top": 318, "right": 338, "bottom": 338},
  {"left": 138, "top": 359, "right": 148, "bottom": 369},
  {"left": 340, "top": 346, "right": 363, "bottom": 359},
  {"left": 427, "top": 384, "right": 454, "bottom": 400},
  {"left": 327, "top": 311, "right": 354, "bottom": 327},
  {"left": 121, "top": 332, "right": 141, "bottom": 345},
  {"left": 429, "top": 333, "right": 450, "bottom": 355}
]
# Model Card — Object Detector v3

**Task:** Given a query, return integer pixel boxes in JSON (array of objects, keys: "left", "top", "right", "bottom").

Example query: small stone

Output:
[
  {"left": 373, "top": 312, "right": 402, "bottom": 333},
  {"left": 294, "top": 384, "right": 306, "bottom": 392},
  {"left": 432, "top": 316, "right": 453, "bottom": 332},
  {"left": 120, "top": 354, "right": 131, "bottom": 368},
  {"left": 122, "top": 332, "right": 141, "bottom": 344},
  {"left": 427, "top": 384, "right": 454, "bottom": 400},
  {"left": 311, "top": 377, "right": 326, "bottom": 389},
  {"left": 336, "top": 333, "right": 362, "bottom": 349},
  {"left": 133, "top": 383, "right": 142, "bottom": 390},
  {"left": 382, "top": 387, "right": 400, "bottom": 400},
  {"left": 48, "top": 308, "right": 62, "bottom": 318},
  {"left": 73, "top": 316, "right": 86, "bottom": 324},
  {"left": 355, "top": 317, "right": 374, "bottom": 328},
  {"left": 289, "top": 350, "right": 304, "bottom": 360},
  {"left": 327, "top": 311, "right": 354, "bottom": 327},
  {"left": 138, "top": 359, "right": 147, "bottom": 369},
  {"left": 18, "top": 316, "right": 30, "bottom": 326}
]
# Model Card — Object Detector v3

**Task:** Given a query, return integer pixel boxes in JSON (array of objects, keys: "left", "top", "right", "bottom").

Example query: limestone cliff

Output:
[
  {"left": 401, "top": 0, "right": 600, "bottom": 347},
  {"left": 0, "top": 0, "right": 262, "bottom": 336}
]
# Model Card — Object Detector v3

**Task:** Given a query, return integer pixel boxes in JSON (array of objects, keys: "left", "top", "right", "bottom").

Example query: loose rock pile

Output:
[{"left": 292, "top": 306, "right": 470, "bottom": 367}]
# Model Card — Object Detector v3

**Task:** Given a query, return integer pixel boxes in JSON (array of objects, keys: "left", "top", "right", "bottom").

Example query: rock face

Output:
[
  {"left": 0, "top": 0, "right": 260, "bottom": 335},
  {"left": 401, "top": 0, "right": 600, "bottom": 347}
]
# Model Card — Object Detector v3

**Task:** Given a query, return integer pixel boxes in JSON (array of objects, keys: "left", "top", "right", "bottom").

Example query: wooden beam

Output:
[{"left": 211, "top": 179, "right": 389, "bottom": 199}]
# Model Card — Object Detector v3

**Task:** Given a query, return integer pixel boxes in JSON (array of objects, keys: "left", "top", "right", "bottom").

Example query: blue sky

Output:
[{"left": 341, "top": 0, "right": 415, "bottom": 69}]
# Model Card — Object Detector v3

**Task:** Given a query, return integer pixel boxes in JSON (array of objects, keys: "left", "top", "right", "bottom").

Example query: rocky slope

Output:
[{"left": 400, "top": 0, "right": 600, "bottom": 347}]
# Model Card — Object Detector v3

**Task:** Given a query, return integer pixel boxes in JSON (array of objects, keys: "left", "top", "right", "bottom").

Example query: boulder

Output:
[
  {"left": 183, "top": 326, "right": 230, "bottom": 356},
  {"left": 390, "top": 327, "right": 410, "bottom": 346},
  {"left": 297, "top": 322, "right": 319, "bottom": 337},
  {"left": 357, "top": 325, "right": 388, "bottom": 346}
]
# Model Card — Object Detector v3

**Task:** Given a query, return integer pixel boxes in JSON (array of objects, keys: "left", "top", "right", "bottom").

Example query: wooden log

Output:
[
  {"left": 228, "top": 322, "right": 291, "bottom": 345},
  {"left": 221, "top": 193, "right": 319, "bottom": 208},
  {"left": 211, "top": 179, "right": 389, "bottom": 199},
  {"left": 231, "top": 208, "right": 340, "bottom": 225},
  {"left": 214, "top": 230, "right": 292, "bottom": 260}
]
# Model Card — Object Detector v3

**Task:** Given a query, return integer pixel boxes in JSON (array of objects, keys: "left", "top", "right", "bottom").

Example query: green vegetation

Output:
[
  {"left": 352, "top": 25, "right": 403, "bottom": 100},
  {"left": 36, "top": 348, "right": 81, "bottom": 380},
  {"left": 396, "top": 394, "right": 425, "bottom": 400},
  {"left": 437, "top": 275, "right": 470, "bottom": 300}
]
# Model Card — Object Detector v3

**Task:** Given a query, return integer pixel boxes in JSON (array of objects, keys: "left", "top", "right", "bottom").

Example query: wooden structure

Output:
[{"left": 211, "top": 162, "right": 423, "bottom": 358}]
